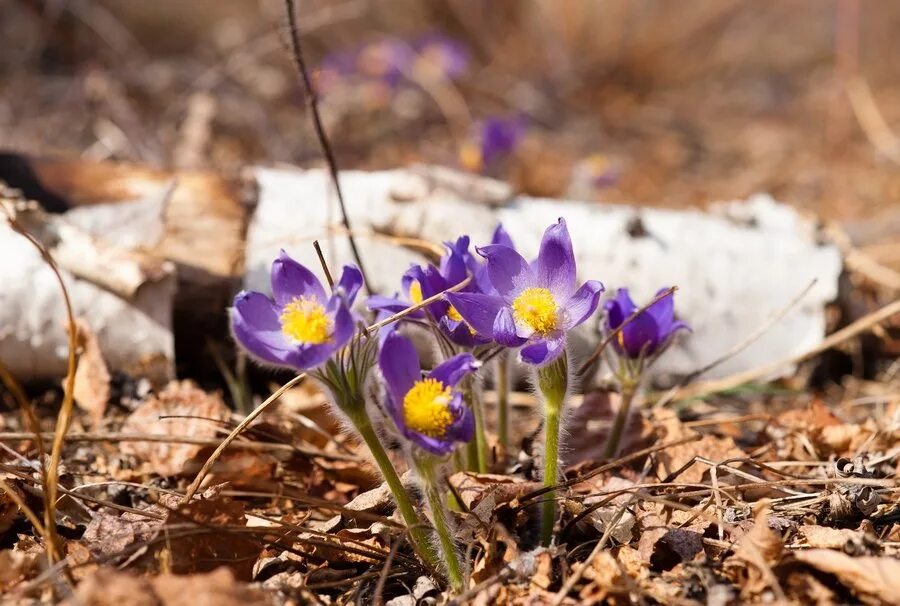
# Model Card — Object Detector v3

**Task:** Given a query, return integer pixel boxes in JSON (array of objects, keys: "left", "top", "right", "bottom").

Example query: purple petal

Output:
[
  {"left": 445, "top": 292, "right": 504, "bottom": 336},
  {"left": 439, "top": 316, "right": 489, "bottom": 347},
  {"left": 477, "top": 244, "right": 532, "bottom": 300},
  {"left": 519, "top": 334, "right": 566, "bottom": 366},
  {"left": 532, "top": 218, "right": 576, "bottom": 299},
  {"left": 604, "top": 288, "right": 637, "bottom": 330},
  {"left": 406, "top": 431, "right": 456, "bottom": 456},
  {"left": 230, "top": 292, "right": 293, "bottom": 366},
  {"left": 271, "top": 251, "right": 326, "bottom": 307},
  {"left": 646, "top": 288, "right": 675, "bottom": 326},
  {"left": 561, "top": 280, "right": 604, "bottom": 330},
  {"left": 367, "top": 294, "right": 409, "bottom": 314},
  {"left": 620, "top": 312, "right": 662, "bottom": 358},
  {"left": 440, "top": 236, "right": 470, "bottom": 286},
  {"left": 379, "top": 332, "right": 421, "bottom": 405},
  {"left": 446, "top": 392, "right": 475, "bottom": 443},
  {"left": 328, "top": 298, "right": 356, "bottom": 350},
  {"left": 428, "top": 353, "right": 478, "bottom": 387},
  {"left": 283, "top": 341, "right": 337, "bottom": 370},
  {"left": 335, "top": 265, "right": 363, "bottom": 304},
  {"left": 493, "top": 306, "right": 528, "bottom": 347},
  {"left": 491, "top": 223, "right": 515, "bottom": 249}
]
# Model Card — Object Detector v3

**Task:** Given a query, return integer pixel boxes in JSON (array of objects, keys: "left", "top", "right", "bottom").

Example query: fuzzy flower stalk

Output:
[
  {"left": 368, "top": 236, "right": 491, "bottom": 472},
  {"left": 230, "top": 251, "right": 438, "bottom": 569},
  {"left": 379, "top": 332, "right": 478, "bottom": 592},
  {"left": 447, "top": 218, "right": 604, "bottom": 545},
  {"left": 602, "top": 288, "right": 689, "bottom": 458}
]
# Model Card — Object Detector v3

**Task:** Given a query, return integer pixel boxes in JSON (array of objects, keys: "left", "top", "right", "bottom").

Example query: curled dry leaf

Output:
[
  {"left": 120, "top": 380, "right": 230, "bottom": 476},
  {"left": 725, "top": 504, "right": 784, "bottom": 599}
]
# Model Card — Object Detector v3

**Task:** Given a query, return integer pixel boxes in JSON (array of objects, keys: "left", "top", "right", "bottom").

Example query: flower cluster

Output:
[{"left": 229, "top": 218, "right": 689, "bottom": 591}]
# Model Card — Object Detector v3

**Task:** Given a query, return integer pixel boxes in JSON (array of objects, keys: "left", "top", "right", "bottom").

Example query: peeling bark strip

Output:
[{"left": 246, "top": 166, "right": 841, "bottom": 382}]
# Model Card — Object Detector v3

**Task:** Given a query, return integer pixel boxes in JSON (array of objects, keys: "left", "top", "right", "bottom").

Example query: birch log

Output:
[{"left": 246, "top": 166, "right": 842, "bottom": 383}]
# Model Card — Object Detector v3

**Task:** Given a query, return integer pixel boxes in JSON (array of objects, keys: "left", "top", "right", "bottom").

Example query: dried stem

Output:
[{"left": 283, "top": 0, "right": 371, "bottom": 293}]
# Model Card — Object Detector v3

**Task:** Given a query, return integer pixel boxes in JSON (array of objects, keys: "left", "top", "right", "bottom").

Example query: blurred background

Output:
[{"left": 3, "top": 0, "right": 900, "bottom": 223}]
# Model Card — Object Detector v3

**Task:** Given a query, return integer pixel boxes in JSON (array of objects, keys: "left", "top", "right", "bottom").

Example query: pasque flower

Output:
[
  {"left": 379, "top": 332, "right": 477, "bottom": 456},
  {"left": 447, "top": 218, "right": 604, "bottom": 366},
  {"left": 460, "top": 116, "right": 526, "bottom": 174},
  {"left": 605, "top": 288, "right": 689, "bottom": 359},
  {"left": 367, "top": 237, "right": 489, "bottom": 347},
  {"left": 231, "top": 251, "right": 362, "bottom": 371}
]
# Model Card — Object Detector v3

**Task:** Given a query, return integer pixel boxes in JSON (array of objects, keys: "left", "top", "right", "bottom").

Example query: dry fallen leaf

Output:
[
  {"left": 0, "top": 479, "right": 23, "bottom": 536},
  {"left": 794, "top": 549, "right": 900, "bottom": 606},
  {"left": 120, "top": 380, "right": 231, "bottom": 476},
  {"left": 650, "top": 409, "right": 745, "bottom": 484},
  {"left": 68, "top": 567, "right": 272, "bottom": 606},
  {"left": 72, "top": 319, "right": 112, "bottom": 424}
]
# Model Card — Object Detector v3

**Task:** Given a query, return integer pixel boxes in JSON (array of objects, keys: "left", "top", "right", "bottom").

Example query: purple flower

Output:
[
  {"left": 414, "top": 34, "right": 469, "bottom": 80},
  {"left": 367, "top": 237, "right": 489, "bottom": 348},
  {"left": 604, "top": 288, "right": 689, "bottom": 359},
  {"left": 356, "top": 38, "right": 414, "bottom": 87},
  {"left": 231, "top": 251, "right": 362, "bottom": 370},
  {"left": 447, "top": 218, "right": 604, "bottom": 366},
  {"left": 460, "top": 116, "right": 526, "bottom": 174},
  {"left": 379, "top": 332, "right": 477, "bottom": 455}
]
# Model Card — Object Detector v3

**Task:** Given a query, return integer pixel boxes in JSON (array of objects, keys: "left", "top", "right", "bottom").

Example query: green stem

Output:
[
  {"left": 353, "top": 415, "right": 439, "bottom": 570},
  {"left": 541, "top": 401, "right": 561, "bottom": 546},
  {"left": 496, "top": 354, "right": 510, "bottom": 451},
  {"left": 414, "top": 453, "right": 465, "bottom": 593},
  {"left": 604, "top": 381, "right": 635, "bottom": 459},
  {"left": 463, "top": 385, "right": 488, "bottom": 473},
  {"left": 536, "top": 352, "right": 568, "bottom": 547}
]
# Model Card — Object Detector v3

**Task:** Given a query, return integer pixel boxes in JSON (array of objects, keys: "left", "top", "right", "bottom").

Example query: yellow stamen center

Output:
[
  {"left": 279, "top": 296, "right": 331, "bottom": 345},
  {"left": 402, "top": 378, "right": 454, "bottom": 438},
  {"left": 409, "top": 280, "right": 424, "bottom": 305},
  {"left": 512, "top": 287, "right": 558, "bottom": 335}
]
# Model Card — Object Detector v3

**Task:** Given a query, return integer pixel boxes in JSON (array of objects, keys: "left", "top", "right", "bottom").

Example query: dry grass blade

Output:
[
  {"left": 2, "top": 202, "right": 77, "bottom": 570},
  {"left": 675, "top": 297, "right": 900, "bottom": 400}
]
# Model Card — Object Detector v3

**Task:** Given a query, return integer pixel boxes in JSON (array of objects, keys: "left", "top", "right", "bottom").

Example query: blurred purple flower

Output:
[
  {"left": 414, "top": 34, "right": 469, "bottom": 80},
  {"left": 231, "top": 251, "right": 362, "bottom": 370},
  {"left": 604, "top": 288, "right": 689, "bottom": 359},
  {"left": 447, "top": 218, "right": 604, "bottom": 366},
  {"left": 461, "top": 116, "right": 526, "bottom": 174},
  {"left": 356, "top": 38, "right": 414, "bottom": 87},
  {"left": 379, "top": 332, "right": 477, "bottom": 455}
]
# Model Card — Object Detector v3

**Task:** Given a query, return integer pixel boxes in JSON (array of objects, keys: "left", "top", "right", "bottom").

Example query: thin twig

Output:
[
  {"left": 283, "top": 0, "right": 371, "bottom": 293},
  {"left": 673, "top": 297, "right": 900, "bottom": 401},
  {"left": 313, "top": 239, "right": 335, "bottom": 288}
]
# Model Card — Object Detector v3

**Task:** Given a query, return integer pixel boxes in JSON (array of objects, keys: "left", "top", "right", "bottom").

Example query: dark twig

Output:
[
  {"left": 313, "top": 239, "right": 335, "bottom": 288},
  {"left": 283, "top": 0, "right": 372, "bottom": 293}
]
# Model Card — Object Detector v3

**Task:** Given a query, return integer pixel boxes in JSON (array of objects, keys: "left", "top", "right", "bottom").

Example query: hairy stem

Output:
[
  {"left": 353, "top": 415, "right": 438, "bottom": 569},
  {"left": 461, "top": 383, "right": 488, "bottom": 472},
  {"left": 414, "top": 453, "right": 465, "bottom": 593},
  {"left": 604, "top": 381, "right": 636, "bottom": 459},
  {"left": 536, "top": 352, "right": 568, "bottom": 547},
  {"left": 496, "top": 354, "right": 511, "bottom": 451}
]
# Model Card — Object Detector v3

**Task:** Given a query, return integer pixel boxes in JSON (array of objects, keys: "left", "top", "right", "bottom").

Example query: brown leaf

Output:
[
  {"left": 72, "top": 320, "right": 111, "bottom": 424},
  {"left": 650, "top": 409, "right": 745, "bottom": 485},
  {"left": 120, "top": 380, "right": 230, "bottom": 476},
  {"left": 0, "top": 548, "right": 41, "bottom": 593},
  {"left": 725, "top": 504, "right": 784, "bottom": 599},
  {"left": 68, "top": 567, "right": 272, "bottom": 606},
  {"left": 798, "top": 525, "right": 867, "bottom": 550},
  {"left": 794, "top": 549, "right": 900, "bottom": 606}
]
